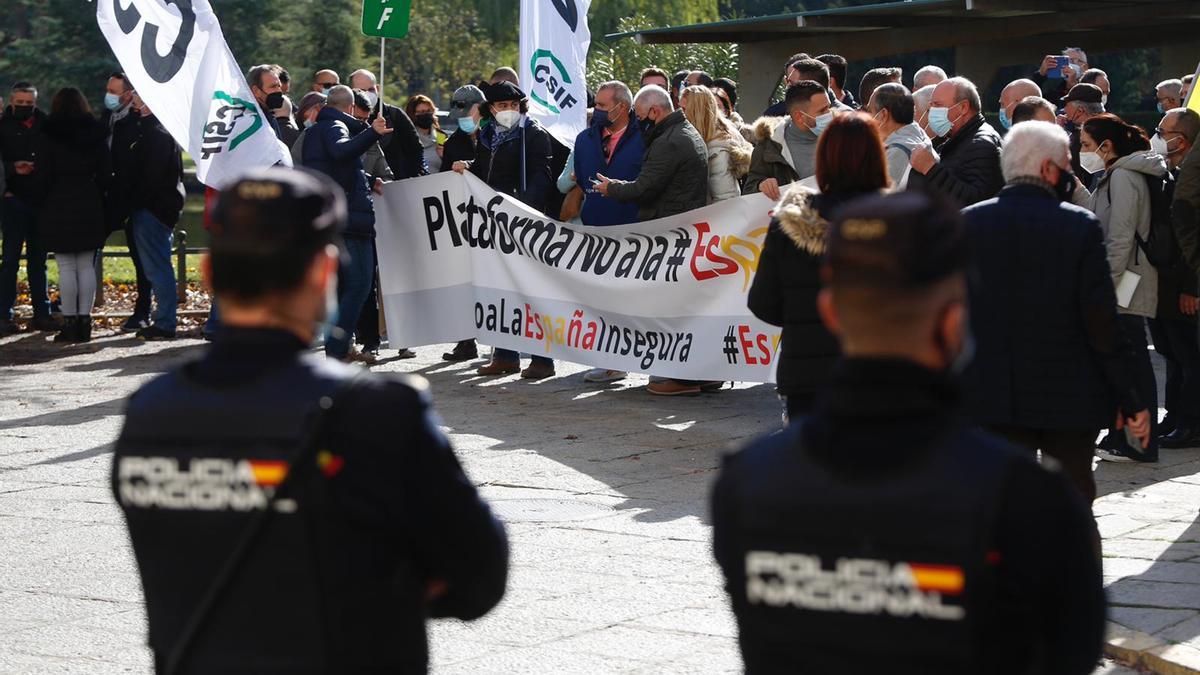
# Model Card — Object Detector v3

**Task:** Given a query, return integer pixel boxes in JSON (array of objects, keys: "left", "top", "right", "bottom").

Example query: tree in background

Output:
[
  {"left": 588, "top": 15, "right": 737, "bottom": 92},
  {"left": 0, "top": 0, "right": 118, "bottom": 106}
]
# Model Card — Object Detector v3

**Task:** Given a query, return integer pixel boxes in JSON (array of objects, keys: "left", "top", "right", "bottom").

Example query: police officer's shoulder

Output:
[
  {"left": 720, "top": 423, "right": 804, "bottom": 476},
  {"left": 301, "top": 353, "right": 433, "bottom": 407},
  {"left": 961, "top": 424, "right": 1068, "bottom": 481}
]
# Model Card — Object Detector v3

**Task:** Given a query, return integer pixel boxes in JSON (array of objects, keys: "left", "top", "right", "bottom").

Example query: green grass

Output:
[{"left": 4, "top": 192, "right": 208, "bottom": 286}]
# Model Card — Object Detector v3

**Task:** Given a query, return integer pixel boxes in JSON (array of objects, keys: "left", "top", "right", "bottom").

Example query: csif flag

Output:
[
  {"left": 519, "top": 0, "right": 592, "bottom": 149},
  {"left": 97, "top": 0, "right": 288, "bottom": 188}
]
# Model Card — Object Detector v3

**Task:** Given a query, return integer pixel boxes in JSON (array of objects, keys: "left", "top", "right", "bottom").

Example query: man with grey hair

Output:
[
  {"left": 247, "top": 64, "right": 286, "bottom": 140},
  {"left": 574, "top": 79, "right": 645, "bottom": 384},
  {"left": 913, "top": 65, "right": 947, "bottom": 91},
  {"left": 908, "top": 77, "right": 1003, "bottom": 207},
  {"left": 912, "top": 84, "right": 936, "bottom": 139},
  {"left": 997, "top": 78, "right": 1041, "bottom": 130},
  {"left": 963, "top": 120, "right": 1150, "bottom": 501},
  {"left": 348, "top": 68, "right": 424, "bottom": 179},
  {"left": 1079, "top": 68, "right": 1110, "bottom": 106},
  {"left": 594, "top": 85, "right": 706, "bottom": 221},
  {"left": 1034, "top": 47, "right": 1086, "bottom": 101},
  {"left": 866, "top": 83, "right": 927, "bottom": 190},
  {"left": 1157, "top": 79, "right": 1184, "bottom": 113}
]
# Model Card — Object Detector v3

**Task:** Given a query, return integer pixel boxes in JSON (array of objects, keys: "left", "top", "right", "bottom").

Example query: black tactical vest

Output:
[
  {"left": 729, "top": 424, "right": 1017, "bottom": 674},
  {"left": 113, "top": 355, "right": 387, "bottom": 674}
]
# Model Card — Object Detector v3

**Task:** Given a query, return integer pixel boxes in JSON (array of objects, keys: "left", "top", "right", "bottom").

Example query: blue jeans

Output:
[
  {"left": 0, "top": 197, "right": 49, "bottom": 318},
  {"left": 131, "top": 209, "right": 177, "bottom": 332},
  {"left": 325, "top": 237, "right": 375, "bottom": 359},
  {"left": 493, "top": 348, "right": 553, "bottom": 367}
]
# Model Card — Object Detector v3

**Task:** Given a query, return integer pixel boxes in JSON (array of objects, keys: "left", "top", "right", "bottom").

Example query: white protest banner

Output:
[
  {"left": 375, "top": 172, "right": 782, "bottom": 383},
  {"left": 519, "top": 0, "right": 591, "bottom": 149},
  {"left": 97, "top": 0, "right": 288, "bottom": 188}
]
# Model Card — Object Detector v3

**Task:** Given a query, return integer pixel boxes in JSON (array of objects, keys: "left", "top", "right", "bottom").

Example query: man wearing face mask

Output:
[
  {"left": 1147, "top": 108, "right": 1200, "bottom": 448},
  {"left": 593, "top": 84, "right": 707, "bottom": 221},
  {"left": 908, "top": 77, "right": 1003, "bottom": 208},
  {"left": 1156, "top": 79, "right": 1184, "bottom": 115},
  {"left": 743, "top": 81, "right": 831, "bottom": 200},
  {"left": 997, "top": 79, "right": 1040, "bottom": 132},
  {"left": 247, "top": 64, "right": 287, "bottom": 142},
  {"left": 572, "top": 81, "right": 643, "bottom": 227},
  {"left": 311, "top": 69, "right": 340, "bottom": 93},
  {"left": 112, "top": 168, "right": 508, "bottom": 674},
  {"left": 101, "top": 72, "right": 154, "bottom": 332},
  {"left": 348, "top": 69, "right": 425, "bottom": 180},
  {"left": 962, "top": 121, "right": 1150, "bottom": 502},
  {"left": 1060, "top": 83, "right": 1106, "bottom": 187},
  {"left": 714, "top": 191, "right": 1106, "bottom": 675},
  {"left": 867, "top": 83, "right": 927, "bottom": 192},
  {"left": 0, "top": 81, "right": 54, "bottom": 335}
]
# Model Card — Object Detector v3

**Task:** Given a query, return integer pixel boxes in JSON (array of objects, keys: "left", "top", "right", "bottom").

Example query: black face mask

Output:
[
  {"left": 638, "top": 115, "right": 655, "bottom": 136},
  {"left": 264, "top": 92, "right": 285, "bottom": 111},
  {"left": 1055, "top": 166, "right": 1077, "bottom": 202},
  {"left": 10, "top": 105, "right": 33, "bottom": 121},
  {"left": 414, "top": 113, "right": 434, "bottom": 130}
]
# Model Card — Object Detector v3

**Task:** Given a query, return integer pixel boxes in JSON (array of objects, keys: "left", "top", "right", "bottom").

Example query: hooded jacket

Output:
[
  {"left": 706, "top": 134, "right": 753, "bottom": 202},
  {"left": 37, "top": 114, "right": 111, "bottom": 253},
  {"left": 742, "top": 116, "right": 812, "bottom": 196},
  {"left": 748, "top": 185, "right": 867, "bottom": 396},
  {"left": 605, "top": 110, "right": 708, "bottom": 221},
  {"left": 1083, "top": 151, "right": 1169, "bottom": 319}
]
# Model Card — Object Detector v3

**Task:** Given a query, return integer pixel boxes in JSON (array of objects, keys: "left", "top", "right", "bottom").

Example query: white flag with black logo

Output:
[
  {"left": 97, "top": 0, "right": 288, "bottom": 188},
  {"left": 519, "top": 0, "right": 592, "bottom": 149}
]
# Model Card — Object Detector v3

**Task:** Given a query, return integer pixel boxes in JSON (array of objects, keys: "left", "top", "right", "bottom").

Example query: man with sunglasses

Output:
[{"left": 311, "top": 69, "right": 340, "bottom": 93}]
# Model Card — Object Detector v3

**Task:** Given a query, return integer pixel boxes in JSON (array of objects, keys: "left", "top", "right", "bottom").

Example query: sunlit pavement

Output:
[{"left": 0, "top": 329, "right": 1194, "bottom": 673}]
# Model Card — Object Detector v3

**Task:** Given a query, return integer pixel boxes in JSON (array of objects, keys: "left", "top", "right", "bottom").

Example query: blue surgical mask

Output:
[
  {"left": 591, "top": 108, "right": 611, "bottom": 129},
  {"left": 458, "top": 116, "right": 477, "bottom": 134},
  {"left": 304, "top": 119, "right": 316, "bottom": 129},
  {"left": 928, "top": 105, "right": 958, "bottom": 138},
  {"left": 1157, "top": 102, "right": 1167, "bottom": 115},
  {"left": 804, "top": 110, "right": 833, "bottom": 137},
  {"left": 998, "top": 107, "right": 1011, "bottom": 130},
  {"left": 104, "top": 93, "right": 123, "bottom": 112}
]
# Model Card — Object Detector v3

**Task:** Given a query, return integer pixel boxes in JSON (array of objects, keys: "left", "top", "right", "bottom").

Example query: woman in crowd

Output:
[
  {"left": 680, "top": 85, "right": 752, "bottom": 203},
  {"left": 451, "top": 81, "right": 555, "bottom": 379},
  {"left": 407, "top": 94, "right": 446, "bottom": 173},
  {"left": 440, "top": 84, "right": 487, "bottom": 363},
  {"left": 749, "top": 112, "right": 889, "bottom": 422},
  {"left": 288, "top": 91, "right": 327, "bottom": 166},
  {"left": 40, "top": 87, "right": 111, "bottom": 343},
  {"left": 1079, "top": 114, "right": 1169, "bottom": 462}
]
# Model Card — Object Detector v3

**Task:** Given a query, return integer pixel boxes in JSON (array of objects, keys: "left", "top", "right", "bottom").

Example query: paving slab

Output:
[{"left": 3, "top": 331, "right": 1199, "bottom": 673}]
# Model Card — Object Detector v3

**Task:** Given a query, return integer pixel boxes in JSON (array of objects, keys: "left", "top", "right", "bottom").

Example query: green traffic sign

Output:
[{"left": 362, "top": 0, "right": 412, "bottom": 39}]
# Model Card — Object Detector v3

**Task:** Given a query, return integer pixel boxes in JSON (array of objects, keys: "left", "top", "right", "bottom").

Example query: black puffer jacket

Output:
[
  {"left": 907, "top": 114, "right": 1003, "bottom": 208},
  {"left": 749, "top": 187, "right": 873, "bottom": 396},
  {"left": 38, "top": 115, "right": 111, "bottom": 253}
]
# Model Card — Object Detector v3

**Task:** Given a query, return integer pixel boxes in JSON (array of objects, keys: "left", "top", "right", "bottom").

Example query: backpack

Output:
[{"left": 1136, "top": 172, "right": 1177, "bottom": 268}]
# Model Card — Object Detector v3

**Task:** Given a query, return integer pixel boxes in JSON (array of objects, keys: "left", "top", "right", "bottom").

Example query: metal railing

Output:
[{"left": 12, "top": 230, "right": 205, "bottom": 314}]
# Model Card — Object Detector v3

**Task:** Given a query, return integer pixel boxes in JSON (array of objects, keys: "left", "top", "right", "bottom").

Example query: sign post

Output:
[{"left": 361, "top": 0, "right": 412, "bottom": 102}]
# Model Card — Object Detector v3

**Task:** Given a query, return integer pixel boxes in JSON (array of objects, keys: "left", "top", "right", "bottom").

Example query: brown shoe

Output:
[
  {"left": 699, "top": 380, "right": 726, "bottom": 392},
  {"left": 442, "top": 339, "right": 479, "bottom": 362},
  {"left": 520, "top": 361, "right": 556, "bottom": 380},
  {"left": 646, "top": 379, "right": 702, "bottom": 396},
  {"left": 477, "top": 360, "right": 520, "bottom": 376}
]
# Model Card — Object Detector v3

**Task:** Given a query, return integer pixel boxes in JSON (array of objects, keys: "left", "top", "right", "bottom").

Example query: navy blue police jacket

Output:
[
  {"left": 112, "top": 327, "right": 508, "bottom": 674},
  {"left": 712, "top": 358, "right": 1105, "bottom": 675}
]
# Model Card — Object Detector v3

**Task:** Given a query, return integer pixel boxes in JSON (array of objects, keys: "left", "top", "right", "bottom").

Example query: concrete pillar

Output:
[
  {"left": 1160, "top": 43, "right": 1200, "bottom": 84},
  {"left": 954, "top": 43, "right": 1009, "bottom": 95},
  {"left": 738, "top": 39, "right": 798, "bottom": 118}
]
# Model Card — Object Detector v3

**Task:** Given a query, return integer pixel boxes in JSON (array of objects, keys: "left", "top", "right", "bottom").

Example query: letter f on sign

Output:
[{"left": 377, "top": 6, "right": 393, "bottom": 30}]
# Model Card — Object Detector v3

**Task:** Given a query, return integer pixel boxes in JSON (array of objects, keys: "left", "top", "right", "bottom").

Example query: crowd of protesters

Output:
[{"left": 3, "top": 48, "right": 1200, "bottom": 464}]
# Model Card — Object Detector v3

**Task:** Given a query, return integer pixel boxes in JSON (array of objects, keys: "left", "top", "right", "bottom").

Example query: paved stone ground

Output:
[{"left": 0, "top": 327, "right": 1190, "bottom": 673}]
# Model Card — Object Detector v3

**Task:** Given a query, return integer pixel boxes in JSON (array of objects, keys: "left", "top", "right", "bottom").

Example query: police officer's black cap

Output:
[
  {"left": 483, "top": 81, "right": 526, "bottom": 103},
  {"left": 210, "top": 167, "right": 346, "bottom": 255},
  {"left": 826, "top": 191, "right": 966, "bottom": 288}
]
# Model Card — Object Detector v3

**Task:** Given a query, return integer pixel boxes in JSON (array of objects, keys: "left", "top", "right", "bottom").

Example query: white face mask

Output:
[
  {"left": 494, "top": 110, "right": 521, "bottom": 129},
  {"left": 1150, "top": 133, "right": 1178, "bottom": 157},
  {"left": 362, "top": 90, "right": 379, "bottom": 110},
  {"left": 1100, "top": 93, "right": 1108, "bottom": 108},
  {"left": 1079, "top": 150, "right": 1106, "bottom": 174}
]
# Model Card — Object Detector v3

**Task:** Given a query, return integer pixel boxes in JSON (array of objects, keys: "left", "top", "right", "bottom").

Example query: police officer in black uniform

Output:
[
  {"left": 112, "top": 167, "right": 508, "bottom": 674},
  {"left": 712, "top": 192, "right": 1104, "bottom": 675}
]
